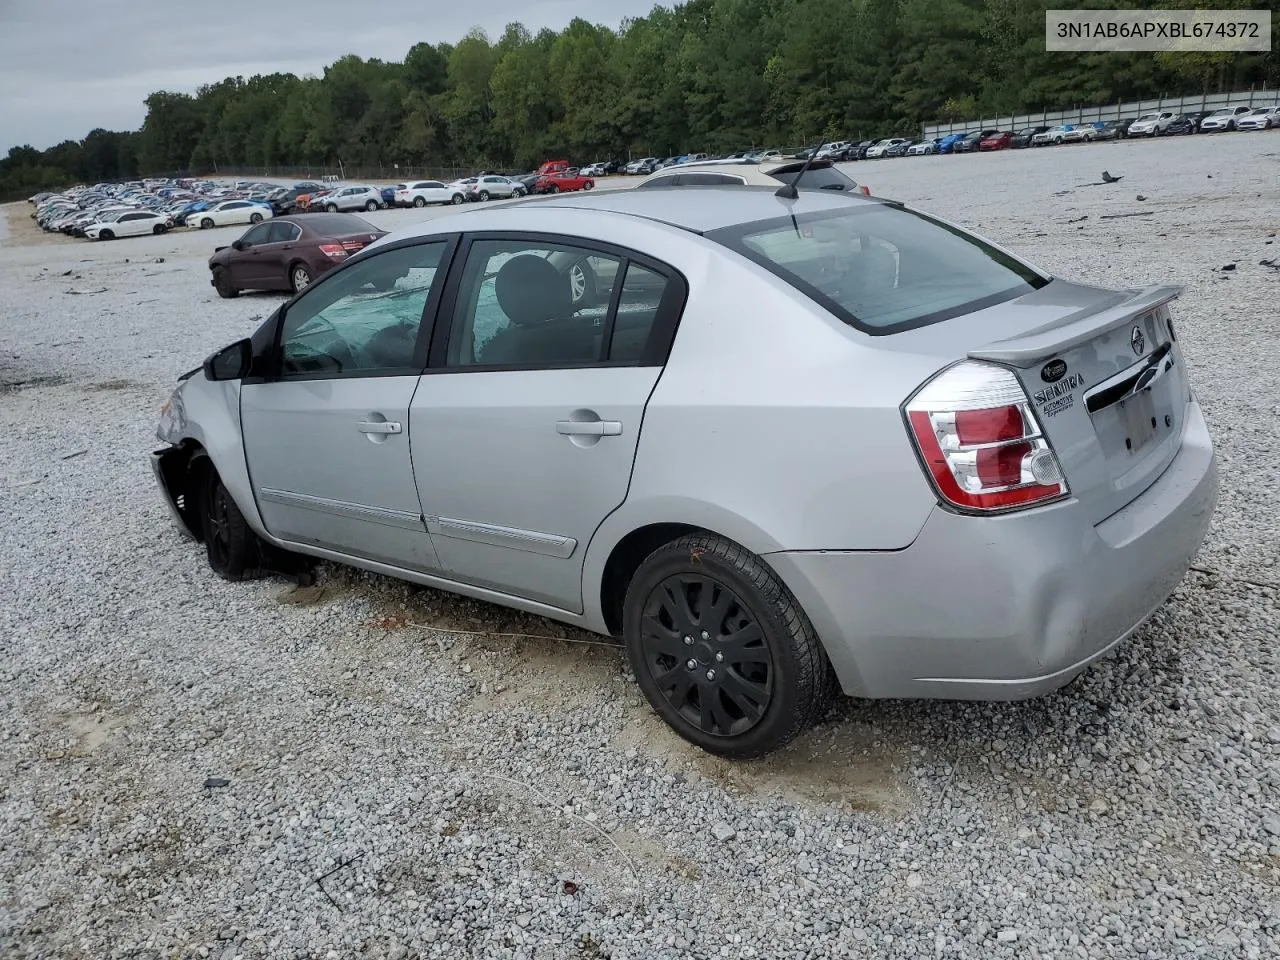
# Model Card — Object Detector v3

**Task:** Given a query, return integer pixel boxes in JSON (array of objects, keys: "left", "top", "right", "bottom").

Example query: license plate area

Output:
[{"left": 1117, "top": 388, "right": 1157, "bottom": 455}]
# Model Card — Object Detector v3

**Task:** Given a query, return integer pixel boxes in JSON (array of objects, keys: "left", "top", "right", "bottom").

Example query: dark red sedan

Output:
[
  {"left": 978, "top": 131, "right": 1013, "bottom": 151},
  {"left": 209, "top": 213, "right": 387, "bottom": 298}
]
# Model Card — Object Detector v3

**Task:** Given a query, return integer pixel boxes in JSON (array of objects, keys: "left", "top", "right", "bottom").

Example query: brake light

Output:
[
  {"left": 905, "top": 361, "right": 1068, "bottom": 512},
  {"left": 859, "top": 185, "right": 871, "bottom": 196},
  {"left": 318, "top": 244, "right": 348, "bottom": 259}
]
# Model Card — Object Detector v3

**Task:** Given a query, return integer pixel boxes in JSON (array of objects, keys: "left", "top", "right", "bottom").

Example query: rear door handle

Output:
[
  {"left": 357, "top": 420, "right": 402, "bottom": 435},
  {"left": 556, "top": 420, "right": 622, "bottom": 436}
]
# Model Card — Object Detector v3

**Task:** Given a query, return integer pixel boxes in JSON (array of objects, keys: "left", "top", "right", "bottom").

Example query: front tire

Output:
[
  {"left": 622, "top": 533, "right": 833, "bottom": 758},
  {"left": 213, "top": 268, "right": 238, "bottom": 299},
  {"left": 153, "top": 224, "right": 167, "bottom": 234},
  {"left": 200, "top": 470, "right": 258, "bottom": 581},
  {"left": 326, "top": 204, "right": 338, "bottom": 213},
  {"left": 583, "top": 180, "right": 594, "bottom": 191},
  {"left": 249, "top": 212, "right": 263, "bottom": 224},
  {"left": 200, "top": 218, "right": 213, "bottom": 229},
  {"left": 99, "top": 229, "right": 114, "bottom": 240},
  {"left": 365, "top": 200, "right": 378, "bottom": 211}
]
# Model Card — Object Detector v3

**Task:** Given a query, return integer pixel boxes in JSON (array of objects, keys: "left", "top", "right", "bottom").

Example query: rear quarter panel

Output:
[{"left": 611, "top": 245, "right": 940, "bottom": 555}]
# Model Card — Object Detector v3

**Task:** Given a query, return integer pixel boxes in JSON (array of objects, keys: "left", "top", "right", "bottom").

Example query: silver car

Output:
[
  {"left": 321, "top": 185, "right": 385, "bottom": 212},
  {"left": 152, "top": 188, "right": 1217, "bottom": 758},
  {"left": 466, "top": 175, "right": 528, "bottom": 202}
]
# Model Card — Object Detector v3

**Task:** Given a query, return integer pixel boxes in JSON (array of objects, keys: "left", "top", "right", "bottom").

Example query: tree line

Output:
[{"left": 3, "top": 0, "right": 1276, "bottom": 198}]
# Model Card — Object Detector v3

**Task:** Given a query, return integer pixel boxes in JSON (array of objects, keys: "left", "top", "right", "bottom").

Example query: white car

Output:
[
  {"left": 1199, "top": 106, "right": 1253, "bottom": 132},
  {"left": 1126, "top": 112, "right": 1176, "bottom": 136},
  {"left": 321, "top": 186, "right": 385, "bottom": 213},
  {"left": 395, "top": 180, "right": 467, "bottom": 207},
  {"left": 1236, "top": 106, "right": 1279, "bottom": 131},
  {"left": 815, "top": 140, "right": 851, "bottom": 159},
  {"left": 191, "top": 200, "right": 272, "bottom": 230},
  {"left": 85, "top": 209, "right": 171, "bottom": 239},
  {"left": 624, "top": 158, "right": 657, "bottom": 174},
  {"left": 1031, "top": 124, "right": 1092, "bottom": 146},
  {"left": 907, "top": 140, "right": 940, "bottom": 155},
  {"left": 865, "top": 138, "right": 909, "bottom": 158}
]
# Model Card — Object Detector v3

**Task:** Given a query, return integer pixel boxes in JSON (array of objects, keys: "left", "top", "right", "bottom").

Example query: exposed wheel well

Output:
[
  {"left": 599, "top": 522, "right": 700, "bottom": 636},
  {"left": 155, "top": 440, "right": 212, "bottom": 540}
]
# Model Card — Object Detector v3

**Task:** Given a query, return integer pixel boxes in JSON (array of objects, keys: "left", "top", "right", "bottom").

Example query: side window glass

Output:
[
  {"left": 279, "top": 242, "right": 448, "bottom": 378},
  {"left": 241, "top": 223, "right": 271, "bottom": 245},
  {"left": 608, "top": 264, "right": 671, "bottom": 363},
  {"left": 265, "top": 222, "right": 296, "bottom": 243},
  {"left": 446, "top": 240, "right": 623, "bottom": 368}
]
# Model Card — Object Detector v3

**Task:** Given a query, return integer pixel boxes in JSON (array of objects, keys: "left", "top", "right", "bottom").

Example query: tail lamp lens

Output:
[
  {"left": 318, "top": 244, "right": 348, "bottom": 259},
  {"left": 905, "top": 361, "right": 1068, "bottom": 512}
]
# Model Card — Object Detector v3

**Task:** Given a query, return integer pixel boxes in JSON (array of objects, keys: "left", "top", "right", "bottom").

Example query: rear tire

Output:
[
  {"left": 413, "top": 196, "right": 426, "bottom": 207},
  {"left": 451, "top": 194, "right": 464, "bottom": 205},
  {"left": 479, "top": 190, "right": 490, "bottom": 201},
  {"left": 249, "top": 212, "right": 263, "bottom": 224},
  {"left": 200, "top": 469, "right": 258, "bottom": 581},
  {"left": 213, "top": 268, "right": 238, "bottom": 299},
  {"left": 623, "top": 533, "right": 834, "bottom": 758},
  {"left": 289, "top": 262, "right": 311, "bottom": 294},
  {"left": 365, "top": 200, "right": 378, "bottom": 211}
]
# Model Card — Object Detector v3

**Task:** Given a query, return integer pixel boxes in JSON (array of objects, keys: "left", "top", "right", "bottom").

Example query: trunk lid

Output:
[{"left": 968, "top": 282, "right": 1189, "bottom": 523}]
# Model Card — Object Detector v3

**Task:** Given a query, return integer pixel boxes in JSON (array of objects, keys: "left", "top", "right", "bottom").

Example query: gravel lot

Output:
[{"left": 2, "top": 134, "right": 1278, "bottom": 960}]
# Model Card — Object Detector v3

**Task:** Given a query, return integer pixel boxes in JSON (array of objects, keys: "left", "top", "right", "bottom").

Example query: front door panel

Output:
[{"left": 241, "top": 377, "right": 439, "bottom": 570}]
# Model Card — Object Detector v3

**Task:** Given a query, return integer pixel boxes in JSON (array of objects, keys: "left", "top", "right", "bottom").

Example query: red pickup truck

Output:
[
  {"left": 534, "top": 171, "right": 595, "bottom": 194},
  {"left": 537, "top": 160, "right": 571, "bottom": 176}
]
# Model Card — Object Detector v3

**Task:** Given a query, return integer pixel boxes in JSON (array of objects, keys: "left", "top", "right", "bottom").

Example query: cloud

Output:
[{"left": 0, "top": 0, "right": 656, "bottom": 151}]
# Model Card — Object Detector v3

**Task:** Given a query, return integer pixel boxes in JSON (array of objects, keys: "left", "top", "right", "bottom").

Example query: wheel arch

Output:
[{"left": 584, "top": 499, "right": 789, "bottom": 637}]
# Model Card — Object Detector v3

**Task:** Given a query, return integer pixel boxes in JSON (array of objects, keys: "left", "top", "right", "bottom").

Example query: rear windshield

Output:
[
  {"left": 769, "top": 163, "right": 858, "bottom": 192},
  {"left": 706, "top": 204, "right": 1048, "bottom": 334}
]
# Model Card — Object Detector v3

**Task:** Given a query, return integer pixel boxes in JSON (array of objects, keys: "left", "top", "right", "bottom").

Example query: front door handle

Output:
[
  {"left": 557, "top": 420, "right": 622, "bottom": 437},
  {"left": 357, "top": 420, "right": 402, "bottom": 435}
]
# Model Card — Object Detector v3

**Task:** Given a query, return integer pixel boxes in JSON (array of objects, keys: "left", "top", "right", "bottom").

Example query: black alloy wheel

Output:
[
  {"left": 623, "top": 533, "right": 833, "bottom": 757},
  {"left": 201, "top": 471, "right": 255, "bottom": 580}
]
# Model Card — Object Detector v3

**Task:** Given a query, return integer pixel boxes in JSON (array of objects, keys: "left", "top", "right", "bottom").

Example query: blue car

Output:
[{"left": 936, "top": 133, "right": 967, "bottom": 154}]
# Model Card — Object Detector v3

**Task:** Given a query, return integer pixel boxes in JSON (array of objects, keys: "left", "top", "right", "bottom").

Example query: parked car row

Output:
[
  {"left": 864, "top": 105, "right": 1279, "bottom": 162},
  {"left": 29, "top": 176, "right": 292, "bottom": 240}
]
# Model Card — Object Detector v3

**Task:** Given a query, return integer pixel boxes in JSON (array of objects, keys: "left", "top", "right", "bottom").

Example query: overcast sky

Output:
[{"left": 0, "top": 0, "right": 659, "bottom": 153}]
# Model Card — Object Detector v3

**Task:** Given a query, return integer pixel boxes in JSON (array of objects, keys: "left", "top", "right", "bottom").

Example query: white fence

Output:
[{"left": 921, "top": 88, "right": 1275, "bottom": 139}]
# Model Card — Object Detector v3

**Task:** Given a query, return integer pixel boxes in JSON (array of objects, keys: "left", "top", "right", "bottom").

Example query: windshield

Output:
[{"left": 706, "top": 204, "right": 1048, "bottom": 334}]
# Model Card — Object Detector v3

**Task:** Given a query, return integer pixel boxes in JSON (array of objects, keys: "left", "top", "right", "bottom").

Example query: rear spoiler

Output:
[{"left": 968, "top": 284, "right": 1183, "bottom": 366}]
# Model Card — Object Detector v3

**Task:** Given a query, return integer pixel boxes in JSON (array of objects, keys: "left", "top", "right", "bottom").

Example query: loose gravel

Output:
[{"left": 2, "top": 133, "right": 1278, "bottom": 960}]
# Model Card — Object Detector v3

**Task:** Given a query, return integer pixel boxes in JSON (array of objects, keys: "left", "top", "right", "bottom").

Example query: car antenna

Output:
[{"left": 774, "top": 147, "right": 821, "bottom": 200}]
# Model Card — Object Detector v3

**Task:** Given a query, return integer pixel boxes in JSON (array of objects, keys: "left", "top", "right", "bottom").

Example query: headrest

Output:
[{"left": 494, "top": 254, "right": 572, "bottom": 326}]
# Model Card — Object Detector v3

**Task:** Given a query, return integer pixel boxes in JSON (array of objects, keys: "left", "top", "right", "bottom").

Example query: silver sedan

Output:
[{"left": 152, "top": 187, "right": 1217, "bottom": 758}]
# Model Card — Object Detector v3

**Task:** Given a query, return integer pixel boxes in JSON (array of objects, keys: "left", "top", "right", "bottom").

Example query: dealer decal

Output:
[{"left": 1033, "top": 372, "right": 1085, "bottom": 417}]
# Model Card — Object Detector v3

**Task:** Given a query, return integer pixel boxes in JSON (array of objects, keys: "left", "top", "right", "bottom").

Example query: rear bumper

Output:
[{"left": 768, "top": 400, "right": 1218, "bottom": 700}]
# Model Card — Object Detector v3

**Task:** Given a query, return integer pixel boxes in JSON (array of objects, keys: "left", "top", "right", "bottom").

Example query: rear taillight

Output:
[
  {"left": 905, "top": 361, "right": 1068, "bottom": 513},
  {"left": 859, "top": 185, "right": 871, "bottom": 196},
  {"left": 318, "top": 244, "right": 348, "bottom": 259}
]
